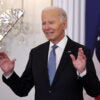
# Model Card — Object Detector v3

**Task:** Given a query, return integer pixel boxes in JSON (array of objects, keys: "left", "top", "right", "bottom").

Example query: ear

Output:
[{"left": 63, "top": 21, "right": 67, "bottom": 29}]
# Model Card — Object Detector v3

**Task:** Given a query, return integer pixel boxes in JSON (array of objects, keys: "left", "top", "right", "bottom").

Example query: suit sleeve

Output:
[
  {"left": 2, "top": 50, "right": 34, "bottom": 97},
  {"left": 80, "top": 48, "right": 100, "bottom": 97}
]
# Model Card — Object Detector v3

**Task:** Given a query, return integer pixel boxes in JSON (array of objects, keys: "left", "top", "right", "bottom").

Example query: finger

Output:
[
  {"left": 0, "top": 59, "right": 6, "bottom": 66},
  {"left": 79, "top": 48, "right": 87, "bottom": 60},
  {"left": 81, "top": 54, "right": 87, "bottom": 61},
  {"left": 77, "top": 48, "right": 85, "bottom": 59},
  {"left": 0, "top": 59, "right": 9, "bottom": 66},
  {"left": 0, "top": 52, "right": 9, "bottom": 59},
  {"left": 78, "top": 48, "right": 84, "bottom": 56},
  {"left": 70, "top": 54, "right": 76, "bottom": 61},
  {"left": 12, "top": 59, "right": 16, "bottom": 65}
]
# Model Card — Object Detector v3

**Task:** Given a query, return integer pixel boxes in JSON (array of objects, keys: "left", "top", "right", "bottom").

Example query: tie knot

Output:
[{"left": 52, "top": 45, "right": 58, "bottom": 50}]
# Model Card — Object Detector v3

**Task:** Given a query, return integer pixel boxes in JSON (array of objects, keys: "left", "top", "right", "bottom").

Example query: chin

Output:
[
  {"left": 48, "top": 38, "right": 53, "bottom": 41},
  {"left": 46, "top": 36, "right": 55, "bottom": 41}
]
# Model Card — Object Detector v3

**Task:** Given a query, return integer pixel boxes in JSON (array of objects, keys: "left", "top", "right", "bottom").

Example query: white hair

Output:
[{"left": 42, "top": 6, "right": 67, "bottom": 22}]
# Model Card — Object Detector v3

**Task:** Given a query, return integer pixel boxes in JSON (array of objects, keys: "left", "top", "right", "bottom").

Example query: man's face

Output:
[{"left": 42, "top": 9, "right": 67, "bottom": 43}]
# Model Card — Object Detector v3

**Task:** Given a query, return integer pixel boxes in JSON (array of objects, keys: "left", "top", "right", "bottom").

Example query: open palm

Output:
[{"left": 70, "top": 48, "right": 86, "bottom": 73}]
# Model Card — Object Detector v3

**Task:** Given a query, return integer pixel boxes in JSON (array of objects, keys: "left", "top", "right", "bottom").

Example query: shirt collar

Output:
[{"left": 49, "top": 35, "right": 68, "bottom": 49}]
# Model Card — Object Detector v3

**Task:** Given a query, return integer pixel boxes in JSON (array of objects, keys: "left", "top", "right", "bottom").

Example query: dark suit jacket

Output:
[{"left": 2, "top": 37, "right": 100, "bottom": 100}]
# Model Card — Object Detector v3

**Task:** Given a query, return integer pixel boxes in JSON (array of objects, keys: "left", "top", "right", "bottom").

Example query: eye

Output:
[
  {"left": 49, "top": 21, "right": 54, "bottom": 24},
  {"left": 42, "top": 22, "right": 46, "bottom": 25}
]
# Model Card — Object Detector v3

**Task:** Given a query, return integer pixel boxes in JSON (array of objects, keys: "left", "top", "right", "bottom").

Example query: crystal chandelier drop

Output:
[{"left": 0, "top": 9, "right": 24, "bottom": 41}]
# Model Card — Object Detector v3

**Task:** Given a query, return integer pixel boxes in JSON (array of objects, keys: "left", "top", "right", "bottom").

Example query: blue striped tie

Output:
[{"left": 48, "top": 45, "right": 58, "bottom": 85}]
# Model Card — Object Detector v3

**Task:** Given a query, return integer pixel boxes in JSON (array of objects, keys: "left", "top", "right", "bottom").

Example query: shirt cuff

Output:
[
  {"left": 4, "top": 72, "right": 14, "bottom": 79},
  {"left": 77, "top": 69, "right": 87, "bottom": 77}
]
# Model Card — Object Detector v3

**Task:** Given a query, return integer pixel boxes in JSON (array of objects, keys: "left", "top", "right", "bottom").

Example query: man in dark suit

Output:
[{"left": 0, "top": 7, "right": 100, "bottom": 100}]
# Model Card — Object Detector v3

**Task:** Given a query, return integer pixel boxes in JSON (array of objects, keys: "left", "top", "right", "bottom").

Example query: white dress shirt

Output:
[{"left": 48, "top": 35, "right": 67, "bottom": 69}]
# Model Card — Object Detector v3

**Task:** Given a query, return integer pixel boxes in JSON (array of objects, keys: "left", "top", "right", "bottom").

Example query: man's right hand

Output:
[{"left": 0, "top": 52, "right": 16, "bottom": 76}]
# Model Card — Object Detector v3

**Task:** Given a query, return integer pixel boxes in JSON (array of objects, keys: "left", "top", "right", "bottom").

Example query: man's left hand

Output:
[{"left": 70, "top": 48, "right": 87, "bottom": 74}]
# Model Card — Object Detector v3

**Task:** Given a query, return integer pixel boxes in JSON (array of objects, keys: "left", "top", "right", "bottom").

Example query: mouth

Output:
[{"left": 45, "top": 32, "right": 54, "bottom": 36}]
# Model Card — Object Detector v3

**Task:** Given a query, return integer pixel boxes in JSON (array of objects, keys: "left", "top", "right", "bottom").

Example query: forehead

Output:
[{"left": 42, "top": 9, "right": 60, "bottom": 20}]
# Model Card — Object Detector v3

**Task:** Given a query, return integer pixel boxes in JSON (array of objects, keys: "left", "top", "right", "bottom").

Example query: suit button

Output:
[{"left": 48, "top": 90, "right": 52, "bottom": 93}]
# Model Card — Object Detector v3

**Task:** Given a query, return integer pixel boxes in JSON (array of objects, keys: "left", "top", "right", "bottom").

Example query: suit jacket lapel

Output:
[{"left": 41, "top": 41, "right": 50, "bottom": 87}]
